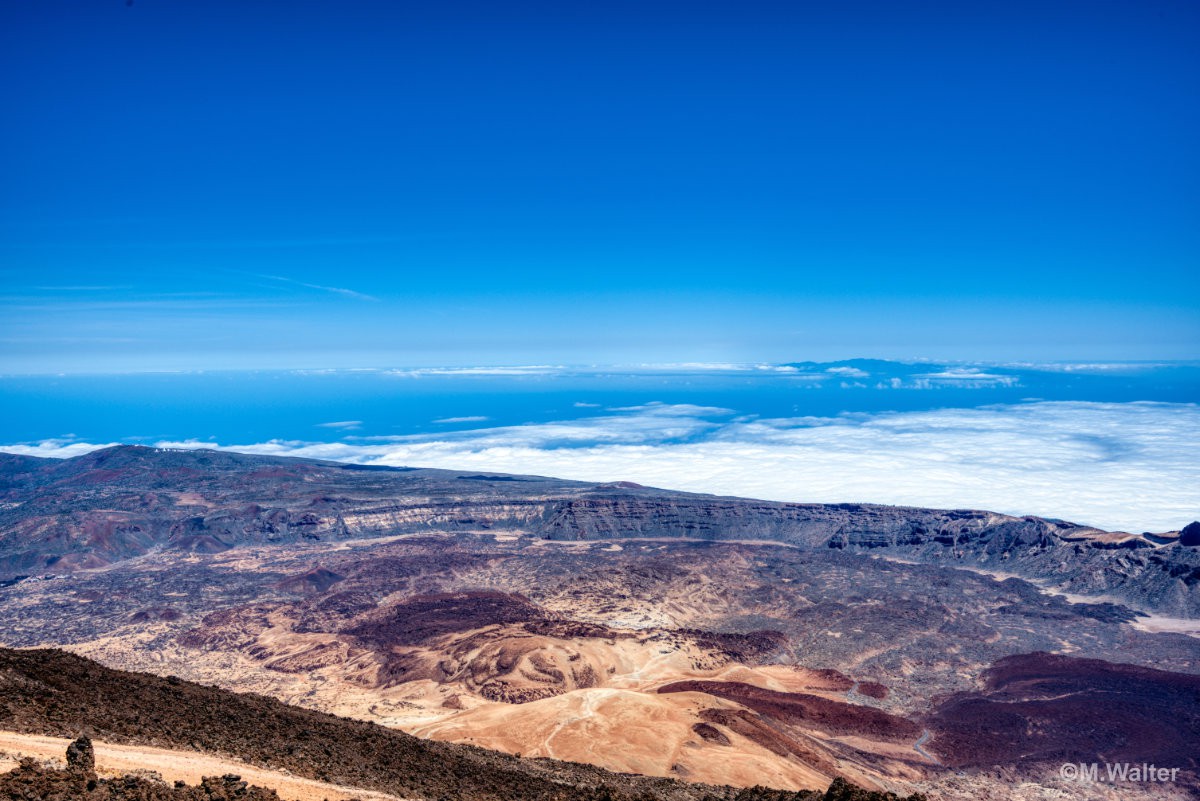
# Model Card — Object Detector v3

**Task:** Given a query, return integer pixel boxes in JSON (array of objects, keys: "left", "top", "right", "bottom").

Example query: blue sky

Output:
[{"left": 2, "top": 0, "right": 1198, "bottom": 372}]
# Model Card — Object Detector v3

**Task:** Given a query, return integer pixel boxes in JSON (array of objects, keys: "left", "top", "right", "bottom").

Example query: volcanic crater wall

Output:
[{"left": 2, "top": 446, "right": 1198, "bottom": 616}]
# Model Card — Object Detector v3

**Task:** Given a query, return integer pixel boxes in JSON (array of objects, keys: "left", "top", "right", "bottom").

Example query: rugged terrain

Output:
[
  {"left": 0, "top": 731, "right": 397, "bottom": 801},
  {"left": 0, "top": 647, "right": 923, "bottom": 801},
  {"left": 2, "top": 446, "right": 1197, "bottom": 616},
  {"left": 1, "top": 446, "right": 1198, "bottom": 799}
]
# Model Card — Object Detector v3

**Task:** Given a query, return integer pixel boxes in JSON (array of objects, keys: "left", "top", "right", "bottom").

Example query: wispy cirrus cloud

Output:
[{"left": 255, "top": 273, "right": 378, "bottom": 301}]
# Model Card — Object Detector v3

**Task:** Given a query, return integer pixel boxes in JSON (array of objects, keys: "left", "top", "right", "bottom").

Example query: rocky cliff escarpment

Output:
[{"left": 2, "top": 445, "right": 1197, "bottom": 617}]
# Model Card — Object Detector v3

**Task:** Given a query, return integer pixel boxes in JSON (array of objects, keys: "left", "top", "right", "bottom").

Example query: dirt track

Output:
[{"left": 0, "top": 731, "right": 405, "bottom": 801}]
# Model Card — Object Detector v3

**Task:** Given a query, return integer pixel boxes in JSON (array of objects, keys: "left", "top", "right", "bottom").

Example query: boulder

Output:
[{"left": 65, "top": 735, "right": 95, "bottom": 774}]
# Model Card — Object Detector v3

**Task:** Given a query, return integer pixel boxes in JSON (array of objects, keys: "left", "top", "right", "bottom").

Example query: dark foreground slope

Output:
[
  {"left": 0, "top": 762, "right": 919, "bottom": 801},
  {"left": 0, "top": 648, "right": 924, "bottom": 801},
  {"left": 1, "top": 758, "right": 285, "bottom": 801}
]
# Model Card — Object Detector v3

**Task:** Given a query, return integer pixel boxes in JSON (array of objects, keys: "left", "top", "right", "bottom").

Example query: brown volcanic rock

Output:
[
  {"left": 672, "top": 629, "right": 789, "bottom": 665},
  {"left": 293, "top": 589, "right": 379, "bottom": 633},
  {"left": 460, "top": 633, "right": 602, "bottom": 703},
  {"left": 698, "top": 707, "right": 839, "bottom": 774},
  {"left": 129, "top": 607, "right": 183, "bottom": 623},
  {"left": 275, "top": 566, "right": 344, "bottom": 595},
  {"left": 346, "top": 590, "right": 547, "bottom": 646},
  {"left": 0, "top": 757, "right": 286, "bottom": 800},
  {"left": 259, "top": 640, "right": 353, "bottom": 674},
  {"left": 818, "top": 778, "right": 926, "bottom": 801},
  {"left": 66, "top": 735, "right": 96, "bottom": 774},
  {"left": 178, "top": 606, "right": 277, "bottom": 651},
  {"left": 926, "top": 652, "right": 1200, "bottom": 774},
  {"left": 854, "top": 682, "right": 888, "bottom": 700},
  {"left": 804, "top": 670, "right": 855, "bottom": 692},
  {"left": 169, "top": 533, "right": 232, "bottom": 554},
  {"left": 691, "top": 722, "right": 731, "bottom": 746},
  {"left": 0, "top": 647, "right": 920, "bottom": 801},
  {"left": 344, "top": 592, "right": 627, "bottom": 698},
  {"left": 660, "top": 681, "right": 921, "bottom": 742}
]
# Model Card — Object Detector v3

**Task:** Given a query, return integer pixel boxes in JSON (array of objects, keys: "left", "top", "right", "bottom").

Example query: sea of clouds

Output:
[{"left": 7, "top": 400, "right": 1198, "bottom": 533}]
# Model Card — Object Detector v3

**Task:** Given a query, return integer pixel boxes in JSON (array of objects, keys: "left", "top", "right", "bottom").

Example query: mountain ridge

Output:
[{"left": 1, "top": 445, "right": 1196, "bottom": 617}]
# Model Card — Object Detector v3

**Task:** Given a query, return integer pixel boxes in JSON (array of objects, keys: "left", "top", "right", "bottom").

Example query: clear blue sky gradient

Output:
[{"left": 2, "top": 0, "right": 1197, "bottom": 372}]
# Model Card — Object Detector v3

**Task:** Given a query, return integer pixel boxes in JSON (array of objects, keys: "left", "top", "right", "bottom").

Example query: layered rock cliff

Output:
[{"left": 1, "top": 445, "right": 1196, "bottom": 616}]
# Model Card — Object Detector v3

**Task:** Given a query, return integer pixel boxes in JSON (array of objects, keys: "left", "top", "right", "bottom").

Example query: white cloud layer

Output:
[{"left": 4, "top": 402, "right": 1197, "bottom": 533}]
